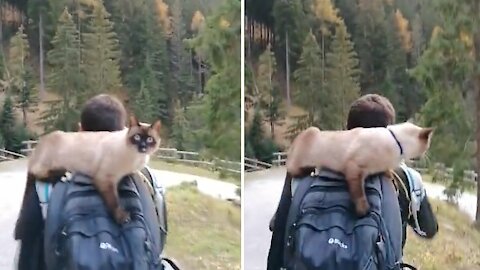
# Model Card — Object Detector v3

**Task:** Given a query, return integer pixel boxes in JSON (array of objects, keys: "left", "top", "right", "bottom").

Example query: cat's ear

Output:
[
  {"left": 419, "top": 127, "right": 434, "bottom": 141},
  {"left": 151, "top": 119, "right": 162, "bottom": 133},
  {"left": 129, "top": 115, "right": 141, "bottom": 127}
]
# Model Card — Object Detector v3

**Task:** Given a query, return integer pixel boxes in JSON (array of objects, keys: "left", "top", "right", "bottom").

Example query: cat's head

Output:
[
  {"left": 390, "top": 122, "right": 434, "bottom": 160},
  {"left": 127, "top": 116, "right": 162, "bottom": 154}
]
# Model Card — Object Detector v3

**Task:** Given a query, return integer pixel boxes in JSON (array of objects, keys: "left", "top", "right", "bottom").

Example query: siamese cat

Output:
[
  {"left": 285, "top": 122, "right": 433, "bottom": 216},
  {"left": 24, "top": 116, "right": 161, "bottom": 224}
]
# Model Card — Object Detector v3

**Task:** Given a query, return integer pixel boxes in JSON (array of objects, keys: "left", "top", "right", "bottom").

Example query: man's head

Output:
[
  {"left": 347, "top": 94, "right": 396, "bottom": 130},
  {"left": 79, "top": 94, "right": 127, "bottom": 132}
]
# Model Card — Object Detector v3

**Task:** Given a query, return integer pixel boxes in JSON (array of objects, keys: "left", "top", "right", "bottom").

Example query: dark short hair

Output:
[
  {"left": 80, "top": 94, "right": 127, "bottom": 132},
  {"left": 346, "top": 94, "right": 396, "bottom": 130}
]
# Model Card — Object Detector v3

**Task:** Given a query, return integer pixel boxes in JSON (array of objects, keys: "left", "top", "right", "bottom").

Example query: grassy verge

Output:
[
  {"left": 164, "top": 183, "right": 241, "bottom": 270},
  {"left": 403, "top": 199, "right": 480, "bottom": 270},
  {"left": 148, "top": 159, "right": 240, "bottom": 185}
]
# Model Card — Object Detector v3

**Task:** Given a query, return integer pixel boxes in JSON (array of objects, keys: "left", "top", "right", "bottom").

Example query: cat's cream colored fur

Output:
[
  {"left": 25, "top": 117, "right": 161, "bottom": 223},
  {"left": 286, "top": 122, "right": 433, "bottom": 215}
]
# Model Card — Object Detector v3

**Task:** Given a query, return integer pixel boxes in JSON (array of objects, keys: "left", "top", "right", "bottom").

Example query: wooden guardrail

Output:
[
  {"left": 0, "top": 148, "right": 26, "bottom": 162},
  {"left": 269, "top": 152, "right": 478, "bottom": 184},
  {"left": 21, "top": 141, "right": 241, "bottom": 174},
  {"left": 244, "top": 157, "right": 273, "bottom": 172}
]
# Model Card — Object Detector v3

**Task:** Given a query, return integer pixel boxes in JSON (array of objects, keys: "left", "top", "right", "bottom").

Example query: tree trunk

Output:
[
  {"left": 474, "top": 28, "right": 480, "bottom": 225},
  {"left": 474, "top": 74, "right": 480, "bottom": 225},
  {"left": 271, "top": 119, "right": 275, "bottom": 139},
  {"left": 39, "top": 10, "right": 45, "bottom": 99},
  {"left": 286, "top": 30, "right": 291, "bottom": 107},
  {"left": 22, "top": 107, "right": 27, "bottom": 126}
]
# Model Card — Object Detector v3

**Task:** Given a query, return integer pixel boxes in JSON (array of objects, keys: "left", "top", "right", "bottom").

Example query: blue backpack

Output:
[
  {"left": 282, "top": 171, "right": 402, "bottom": 270},
  {"left": 42, "top": 171, "right": 176, "bottom": 270}
]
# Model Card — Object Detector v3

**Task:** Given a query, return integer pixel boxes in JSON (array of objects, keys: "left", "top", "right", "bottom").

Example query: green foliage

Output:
[
  {"left": 325, "top": 20, "right": 360, "bottom": 129},
  {"left": 110, "top": 0, "right": 170, "bottom": 124},
  {"left": 133, "top": 80, "right": 157, "bottom": 123},
  {"left": 171, "top": 101, "right": 188, "bottom": 150},
  {"left": 7, "top": 25, "right": 30, "bottom": 93},
  {"left": 246, "top": 108, "right": 279, "bottom": 162},
  {"left": 411, "top": 0, "right": 479, "bottom": 211},
  {"left": 0, "top": 95, "right": 31, "bottom": 152},
  {"left": 170, "top": 0, "right": 195, "bottom": 107},
  {"left": 256, "top": 44, "right": 285, "bottom": 138},
  {"left": 42, "top": 8, "right": 84, "bottom": 132},
  {"left": 7, "top": 25, "right": 38, "bottom": 126},
  {"left": 0, "top": 95, "right": 16, "bottom": 150},
  {"left": 291, "top": 31, "right": 325, "bottom": 131},
  {"left": 16, "top": 67, "right": 38, "bottom": 126},
  {"left": 82, "top": 0, "right": 122, "bottom": 94},
  {"left": 272, "top": 0, "right": 307, "bottom": 70},
  {"left": 188, "top": 0, "right": 240, "bottom": 161}
]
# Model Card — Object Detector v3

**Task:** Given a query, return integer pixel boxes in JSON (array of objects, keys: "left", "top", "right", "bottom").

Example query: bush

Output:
[{"left": 9, "top": 125, "right": 35, "bottom": 153}]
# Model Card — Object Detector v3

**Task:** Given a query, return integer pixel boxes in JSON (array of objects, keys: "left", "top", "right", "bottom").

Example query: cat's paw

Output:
[
  {"left": 355, "top": 198, "right": 370, "bottom": 217},
  {"left": 114, "top": 208, "right": 131, "bottom": 224}
]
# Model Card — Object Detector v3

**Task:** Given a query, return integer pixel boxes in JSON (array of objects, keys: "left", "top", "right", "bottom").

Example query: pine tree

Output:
[
  {"left": 188, "top": 0, "right": 240, "bottom": 161},
  {"left": 257, "top": 44, "right": 284, "bottom": 139},
  {"left": 191, "top": 10, "right": 205, "bottom": 32},
  {"left": 7, "top": 24, "right": 38, "bottom": 126},
  {"left": 7, "top": 25, "right": 29, "bottom": 95},
  {"left": 17, "top": 67, "right": 38, "bottom": 126},
  {"left": 190, "top": 10, "right": 206, "bottom": 95},
  {"left": 82, "top": 0, "right": 122, "bottom": 95},
  {"left": 411, "top": 12, "right": 425, "bottom": 63},
  {"left": 143, "top": 1, "right": 170, "bottom": 123},
  {"left": 354, "top": 0, "right": 389, "bottom": 92},
  {"left": 155, "top": 0, "right": 171, "bottom": 35},
  {"left": 273, "top": 0, "right": 307, "bottom": 70},
  {"left": 325, "top": 20, "right": 360, "bottom": 129},
  {"left": 133, "top": 79, "right": 156, "bottom": 123},
  {"left": 169, "top": 0, "right": 195, "bottom": 107},
  {"left": 42, "top": 8, "right": 84, "bottom": 132},
  {"left": 0, "top": 94, "right": 16, "bottom": 150},
  {"left": 411, "top": 0, "right": 480, "bottom": 224},
  {"left": 291, "top": 31, "right": 325, "bottom": 133},
  {"left": 171, "top": 100, "right": 188, "bottom": 150},
  {"left": 311, "top": 0, "right": 340, "bottom": 91},
  {"left": 384, "top": 8, "right": 411, "bottom": 120}
]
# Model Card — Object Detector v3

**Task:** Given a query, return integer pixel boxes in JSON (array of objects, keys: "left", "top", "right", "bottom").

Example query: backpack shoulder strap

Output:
[
  {"left": 130, "top": 170, "right": 166, "bottom": 255},
  {"left": 283, "top": 176, "right": 314, "bottom": 265},
  {"left": 43, "top": 179, "right": 72, "bottom": 269}
]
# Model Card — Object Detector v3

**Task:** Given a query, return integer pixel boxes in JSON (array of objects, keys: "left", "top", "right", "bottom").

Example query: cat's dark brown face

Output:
[{"left": 127, "top": 116, "right": 161, "bottom": 154}]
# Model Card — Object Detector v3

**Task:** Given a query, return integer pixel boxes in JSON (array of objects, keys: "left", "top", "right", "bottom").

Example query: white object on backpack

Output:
[
  {"left": 35, "top": 173, "right": 70, "bottom": 220},
  {"left": 35, "top": 182, "right": 53, "bottom": 220}
]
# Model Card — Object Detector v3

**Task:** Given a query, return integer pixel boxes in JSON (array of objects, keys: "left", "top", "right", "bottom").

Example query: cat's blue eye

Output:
[
  {"left": 134, "top": 134, "right": 140, "bottom": 141},
  {"left": 147, "top": 137, "right": 154, "bottom": 143}
]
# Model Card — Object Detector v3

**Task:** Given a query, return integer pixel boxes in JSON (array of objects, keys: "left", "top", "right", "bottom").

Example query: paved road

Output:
[
  {"left": 244, "top": 167, "right": 477, "bottom": 270},
  {"left": 0, "top": 159, "right": 239, "bottom": 270}
]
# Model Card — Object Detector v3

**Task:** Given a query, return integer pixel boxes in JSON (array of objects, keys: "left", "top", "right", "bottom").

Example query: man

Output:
[
  {"left": 14, "top": 94, "right": 170, "bottom": 269},
  {"left": 267, "top": 94, "right": 438, "bottom": 269},
  {"left": 347, "top": 94, "right": 438, "bottom": 250}
]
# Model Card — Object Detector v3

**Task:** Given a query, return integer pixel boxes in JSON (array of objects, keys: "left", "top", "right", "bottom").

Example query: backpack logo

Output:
[
  {"left": 328, "top": 238, "right": 348, "bottom": 249},
  {"left": 99, "top": 242, "right": 119, "bottom": 253}
]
